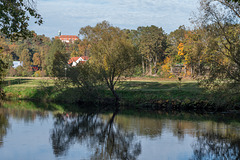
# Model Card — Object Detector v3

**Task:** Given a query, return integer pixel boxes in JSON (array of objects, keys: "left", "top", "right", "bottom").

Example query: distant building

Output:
[
  {"left": 55, "top": 30, "right": 79, "bottom": 43},
  {"left": 68, "top": 56, "right": 89, "bottom": 66},
  {"left": 12, "top": 61, "right": 23, "bottom": 68}
]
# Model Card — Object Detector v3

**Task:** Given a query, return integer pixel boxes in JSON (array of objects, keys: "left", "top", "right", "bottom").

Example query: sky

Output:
[{"left": 29, "top": 0, "right": 200, "bottom": 38}]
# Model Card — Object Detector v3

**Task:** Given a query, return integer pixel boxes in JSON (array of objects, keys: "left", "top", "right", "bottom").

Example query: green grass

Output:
[
  {"left": 116, "top": 80, "right": 207, "bottom": 104},
  {"left": 2, "top": 77, "right": 230, "bottom": 108},
  {"left": 3, "top": 78, "right": 55, "bottom": 100},
  {"left": 3, "top": 78, "right": 54, "bottom": 87}
]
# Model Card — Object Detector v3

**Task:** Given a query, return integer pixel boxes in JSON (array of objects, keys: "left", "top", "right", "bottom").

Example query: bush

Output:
[
  {"left": 34, "top": 70, "right": 41, "bottom": 77},
  {"left": 7, "top": 67, "right": 17, "bottom": 77}
]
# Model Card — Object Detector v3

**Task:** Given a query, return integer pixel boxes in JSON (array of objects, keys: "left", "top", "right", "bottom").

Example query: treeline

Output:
[
  {"left": 0, "top": 1, "right": 239, "bottom": 86},
  {"left": 0, "top": 23, "right": 221, "bottom": 78},
  {"left": 0, "top": 0, "right": 240, "bottom": 106},
  {"left": 0, "top": 23, "right": 238, "bottom": 80},
  {"left": 0, "top": 32, "right": 91, "bottom": 77}
]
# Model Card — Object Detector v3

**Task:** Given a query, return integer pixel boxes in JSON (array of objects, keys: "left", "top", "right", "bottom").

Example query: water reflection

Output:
[
  {"left": 0, "top": 112, "right": 9, "bottom": 147},
  {"left": 50, "top": 110, "right": 141, "bottom": 159},
  {"left": 190, "top": 132, "right": 240, "bottom": 159},
  {"left": 0, "top": 101, "right": 49, "bottom": 148},
  {"left": 1, "top": 100, "right": 240, "bottom": 159}
]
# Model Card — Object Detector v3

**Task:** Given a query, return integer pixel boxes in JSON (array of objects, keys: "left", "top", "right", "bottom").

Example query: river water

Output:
[{"left": 0, "top": 101, "right": 240, "bottom": 160}]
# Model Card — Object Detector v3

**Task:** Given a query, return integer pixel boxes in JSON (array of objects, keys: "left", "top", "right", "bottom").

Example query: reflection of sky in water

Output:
[{"left": 139, "top": 132, "right": 194, "bottom": 160}]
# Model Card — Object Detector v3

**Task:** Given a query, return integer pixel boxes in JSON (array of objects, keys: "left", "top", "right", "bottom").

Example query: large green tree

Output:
[
  {"left": 138, "top": 26, "right": 167, "bottom": 75},
  {"left": 0, "top": 0, "right": 42, "bottom": 98},
  {"left": 79, "top": 21, "right": 138, "bottom": 105},
  {"left": 0, "top": 46, "right": 8, "bottom": 98},
  {"left": 45, "top": 39, "right": 66, "bottom": 76},
  {"left": 0, "top": 0, "right": 43, "bottom": 40}
]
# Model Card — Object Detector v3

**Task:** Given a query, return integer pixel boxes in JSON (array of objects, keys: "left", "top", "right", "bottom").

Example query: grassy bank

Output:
[{"left": 2, "top": 77, "right": 239, "bottom": 111}]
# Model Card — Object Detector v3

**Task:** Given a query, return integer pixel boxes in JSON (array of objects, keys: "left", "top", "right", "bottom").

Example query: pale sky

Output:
[{"left": 29, "top": 0, "right": 200, "bottom": 38}]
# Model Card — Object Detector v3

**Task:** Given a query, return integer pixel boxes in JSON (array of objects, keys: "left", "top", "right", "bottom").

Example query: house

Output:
[
  {"left": 68, "top": 56, "right": 89, "bottom": 67},
  {"left": 55, "top": 31, "right": 79, "bottom": 43},
  {"left": 12, "top": 61, "right": 23, "bottom": 68}
]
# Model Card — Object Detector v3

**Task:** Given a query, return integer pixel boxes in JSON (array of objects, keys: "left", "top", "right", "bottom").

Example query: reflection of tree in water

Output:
[
  {"left": 50, "top": 110, "right": 141, "bottom": 159},
  {"left": 0, "top": 111, "right": 9, "bottom": 147},
  {"left": 190, "top": 132, "right": 240, "bottom": 160}
]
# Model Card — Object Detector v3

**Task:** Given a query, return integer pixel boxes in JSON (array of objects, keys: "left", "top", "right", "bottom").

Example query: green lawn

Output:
[
  {"left": 3, "top": 77, "right": 239, "bottom": 110},
  {"left": 116, "top": 80, "right": 208, "bottom": 105},
  {"left": 2, "top": 77, "right": 206, "bottom": 103},
  {"left": 3, "top": 78, "right": 55, "bottom": 100}
]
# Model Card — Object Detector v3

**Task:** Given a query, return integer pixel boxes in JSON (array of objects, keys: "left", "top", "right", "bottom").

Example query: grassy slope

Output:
[
  {"left": 2, "top": 77, "right": 206, "bottom": 102},
  {"left": 118, "top": 79, "right": 206, "bottom": 104},
  {"left": 3, "top": 77, "right": 240, "bottom": 110},
  {"left": 3, "top": 78, "right": 55, "bottom": 100}
]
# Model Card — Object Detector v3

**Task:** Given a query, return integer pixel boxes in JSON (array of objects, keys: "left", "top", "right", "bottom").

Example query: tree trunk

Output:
[
  {"left": 191, "top": 66, "right": 193, "bottom": 76},
  {"left": 198, "top": 60, "right": 201, "bottom": 75},
  {"left": 142, "top": 56, "right": 145, "bottom": 75},
  {"left": 149, "top": 61, "right": 152, "bottom": 76},
  {"left": 110, "top": 86, "right": 120, "bottom": 107},
  {"left": 153, "top": 56, "right": 157, "bottom": 74}
]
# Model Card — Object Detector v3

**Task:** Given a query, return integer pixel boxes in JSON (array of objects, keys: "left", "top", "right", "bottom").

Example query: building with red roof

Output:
[
  {"left": 68, "top": 56, "right": 89, "bottom": 66},
  {"left": 55, "top": 31, "right": 79, "bottom": 43}
]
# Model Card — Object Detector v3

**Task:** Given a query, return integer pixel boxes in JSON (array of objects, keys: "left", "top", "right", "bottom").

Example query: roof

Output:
[
  {"left": 68, "top": 57, "right": 80, "bottom": 64},
  {"left": 80, "top": 56, "right": 89, "bottom": 61},
  {"left": 68, "top": 56, "right": 90, "bottom": 65},
  {"left": 59, "top": 35, "right": 79, "bottom": 39},
  {"left": 55, "top": 35, "right": 79, "bottom": 40}
]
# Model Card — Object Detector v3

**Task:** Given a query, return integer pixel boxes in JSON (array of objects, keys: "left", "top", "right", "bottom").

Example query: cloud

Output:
[{"left": 29, "top": 0, "right": 199, "bottom": 38}]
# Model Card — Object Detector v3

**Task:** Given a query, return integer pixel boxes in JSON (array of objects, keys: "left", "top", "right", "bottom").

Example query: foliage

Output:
[
  {"left": 32, "top": 53, "right": 41, "bottom": 66},
  {"left": 166, "top": 25, "right": 187, "bottom": 65},
  {"left": 138, "top": 25, "right": 167, "bottom": 75},
  {"left": 66, "top": 62, "right": 104, "bottom": 103},
  {"left": 0, "top": 45, "right": 9, "bottom": 99},
  {"left": 20, "top": 48, "right": 31, "bottom": 68},
  {"left": 52, "top": 51, "right": 69, "bottom": 78},
  {"left": 0, "top": 0, "right": 43, "bottom": 40},
  {"left": 193, "top": 0, "right": 240, "bottom": 95},
  {"left": 159, "top": 57, "right": 173, "bottom": 78},
  {"left": 46, "top": 39, "right": 66, "bottom": 76},
  {"left": 79, "top": 21, "right": 139, "bottom": 105}
]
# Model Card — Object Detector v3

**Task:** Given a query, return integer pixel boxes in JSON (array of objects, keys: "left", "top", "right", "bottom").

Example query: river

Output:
[{"left": 0, "top": 101, "right": 240, "bottom": 160}]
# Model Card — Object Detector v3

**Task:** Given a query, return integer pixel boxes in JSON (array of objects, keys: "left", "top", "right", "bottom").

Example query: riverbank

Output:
[
  {"left": 1, "top": 100, "right": 240, "bottom": 124},
  {"left": 2, "top": 77, "right": 240, "bottom": 112}
]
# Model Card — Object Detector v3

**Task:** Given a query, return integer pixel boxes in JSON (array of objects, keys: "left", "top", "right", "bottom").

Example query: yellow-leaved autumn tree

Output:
[{"left": 79, "top": 21, "right": 139, "bottom": 106}]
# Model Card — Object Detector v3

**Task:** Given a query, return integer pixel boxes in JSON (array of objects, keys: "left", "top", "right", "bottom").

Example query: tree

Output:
[
  {"left": 193, "top": 0, "right": 240, "bottom": 94},
  {"left": 32, "top": 52, "right": 41, "bottom": 66},
  {"left": 228, "top": 0, "right": 240, "bottom": 3},
  {"left": 19, "top": 48, "right": 32, "bottom": 76},
  {"left": 52, "top": 51, "right": 69, "bottom": 78},
  {"left": 0, "top": 0, "right": 43, "bottom": 40},
  {"left": 20, "top": 49, "right": 31, "bottom": 68},
  {"left": 138, "top": 26, "right": 167, "bottom": 75},
  {"left": 0, "top": 0, "right": 42, "bottom": 98},
  {"left": 79, "top": 21, "right": 138, "bottom": 106},
  {"left": 166, "top": 25, "right": 187, "bottom": 65},
  {"left": 45, "top": 39, "right": 66, "bottom": 76},
  {"left": 0, "top": 46, "right": 8, "bottom": 99},
  {"left": 78, "top": 39, "right": 91, "bottom": 57}
]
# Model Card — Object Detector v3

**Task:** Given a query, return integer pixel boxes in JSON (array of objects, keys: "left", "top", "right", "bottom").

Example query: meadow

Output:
[{"left": 2, "top": 77, "right": 237, "bottom": 111}]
